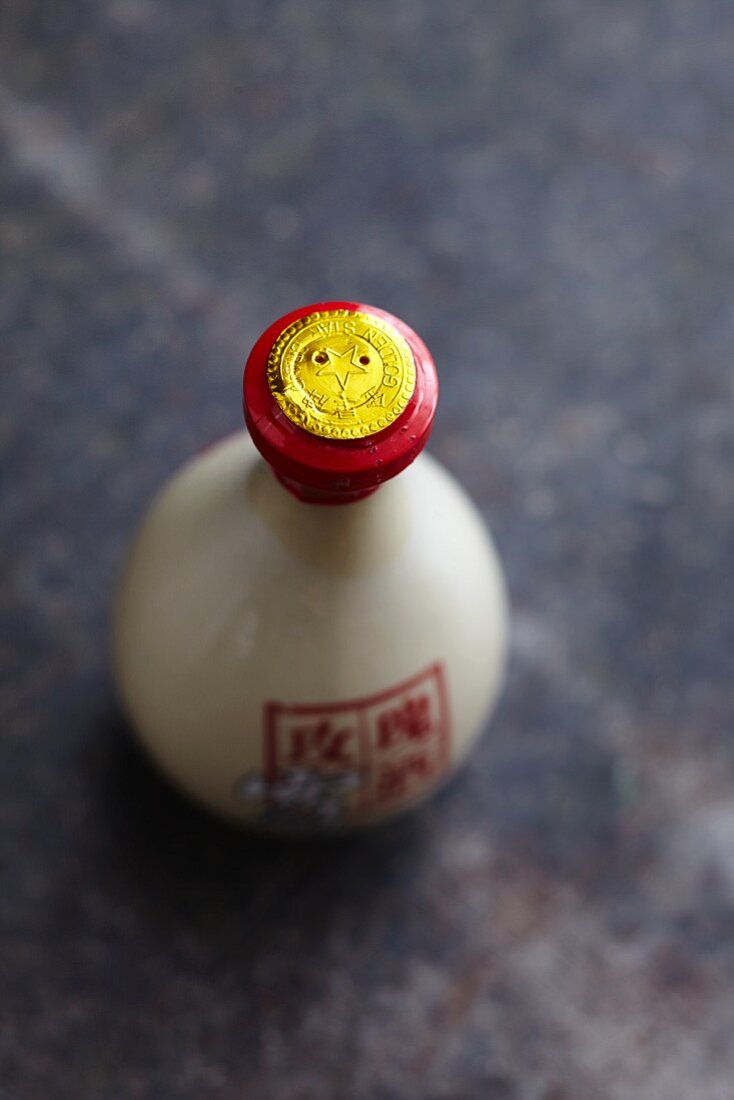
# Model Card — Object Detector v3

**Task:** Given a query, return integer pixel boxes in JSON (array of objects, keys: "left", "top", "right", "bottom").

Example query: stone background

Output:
[{"left": 2, "top": 2, "right": 734, "bottom": 1098}]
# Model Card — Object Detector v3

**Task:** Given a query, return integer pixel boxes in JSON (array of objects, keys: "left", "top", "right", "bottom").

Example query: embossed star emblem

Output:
[{"left": 315, "top": 345, "right": 369, "bottom": 392}]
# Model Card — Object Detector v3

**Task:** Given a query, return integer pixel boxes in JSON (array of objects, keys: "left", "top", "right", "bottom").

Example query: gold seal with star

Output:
[{"left": 266, "top": 309, "right": 416, "bottom": 440}]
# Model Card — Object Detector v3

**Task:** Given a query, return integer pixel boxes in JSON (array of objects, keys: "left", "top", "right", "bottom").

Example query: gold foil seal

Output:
[{"left": 267, "top": 309, "right": 416, "bottom": 440}]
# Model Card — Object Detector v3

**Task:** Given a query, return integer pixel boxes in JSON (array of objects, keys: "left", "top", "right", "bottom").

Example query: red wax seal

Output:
[{"left": 243, "top": 300, "right": 438, "bottom": 503}]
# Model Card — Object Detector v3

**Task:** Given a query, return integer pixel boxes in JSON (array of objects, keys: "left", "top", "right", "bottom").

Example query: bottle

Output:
[{"left": 112, "top": 301, "right": 507, "bottom": 832}]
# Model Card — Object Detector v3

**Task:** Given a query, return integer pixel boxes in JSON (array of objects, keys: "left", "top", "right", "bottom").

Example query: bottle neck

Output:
[
  {"left": 274, "top": 470, "right": 379, "bottom": 506},
  {"left": 248, "top": 454, "right": 411, "bottom": 574}
]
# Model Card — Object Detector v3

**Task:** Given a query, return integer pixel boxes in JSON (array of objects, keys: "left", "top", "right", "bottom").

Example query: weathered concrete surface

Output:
[{"left": 2, "top": 2, "right": 734, "bottom": 1097}]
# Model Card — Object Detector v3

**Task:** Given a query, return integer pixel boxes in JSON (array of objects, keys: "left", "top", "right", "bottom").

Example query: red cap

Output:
[{"left": 243, "top": 300, "right": 438, "bottom": 503}]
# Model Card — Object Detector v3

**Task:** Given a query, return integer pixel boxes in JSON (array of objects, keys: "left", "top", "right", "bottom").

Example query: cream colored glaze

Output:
[{"left": 112, "top": 432, "right": 508, "bottom": 830}]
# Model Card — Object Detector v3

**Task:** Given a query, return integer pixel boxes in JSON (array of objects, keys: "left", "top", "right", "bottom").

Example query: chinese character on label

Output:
[{"left": 244, "top": 663, "right": 450, "bottom": 828}]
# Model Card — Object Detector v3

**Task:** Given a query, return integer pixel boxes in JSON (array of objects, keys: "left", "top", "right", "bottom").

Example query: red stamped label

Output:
[{"left": 260, "top": 663, "right": 450, "bottom": 824}]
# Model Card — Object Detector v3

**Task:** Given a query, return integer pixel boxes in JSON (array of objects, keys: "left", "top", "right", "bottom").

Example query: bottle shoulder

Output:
[
  {"left": 126, "top": 431, "right": 503, "bottom": 589},
  {"left": 114, "top": 432, "right": 507, "bottom": 719}
]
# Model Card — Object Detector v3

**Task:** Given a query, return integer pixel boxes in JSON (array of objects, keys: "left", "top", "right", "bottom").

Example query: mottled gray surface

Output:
[{"left": 2, "top": 2, "right": 734, "bottom": 1098}]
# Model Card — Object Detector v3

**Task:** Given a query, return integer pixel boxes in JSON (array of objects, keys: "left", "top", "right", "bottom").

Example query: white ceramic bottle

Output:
[{"left": 113, "top": 301, "right": 507, "bottom": 831}]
